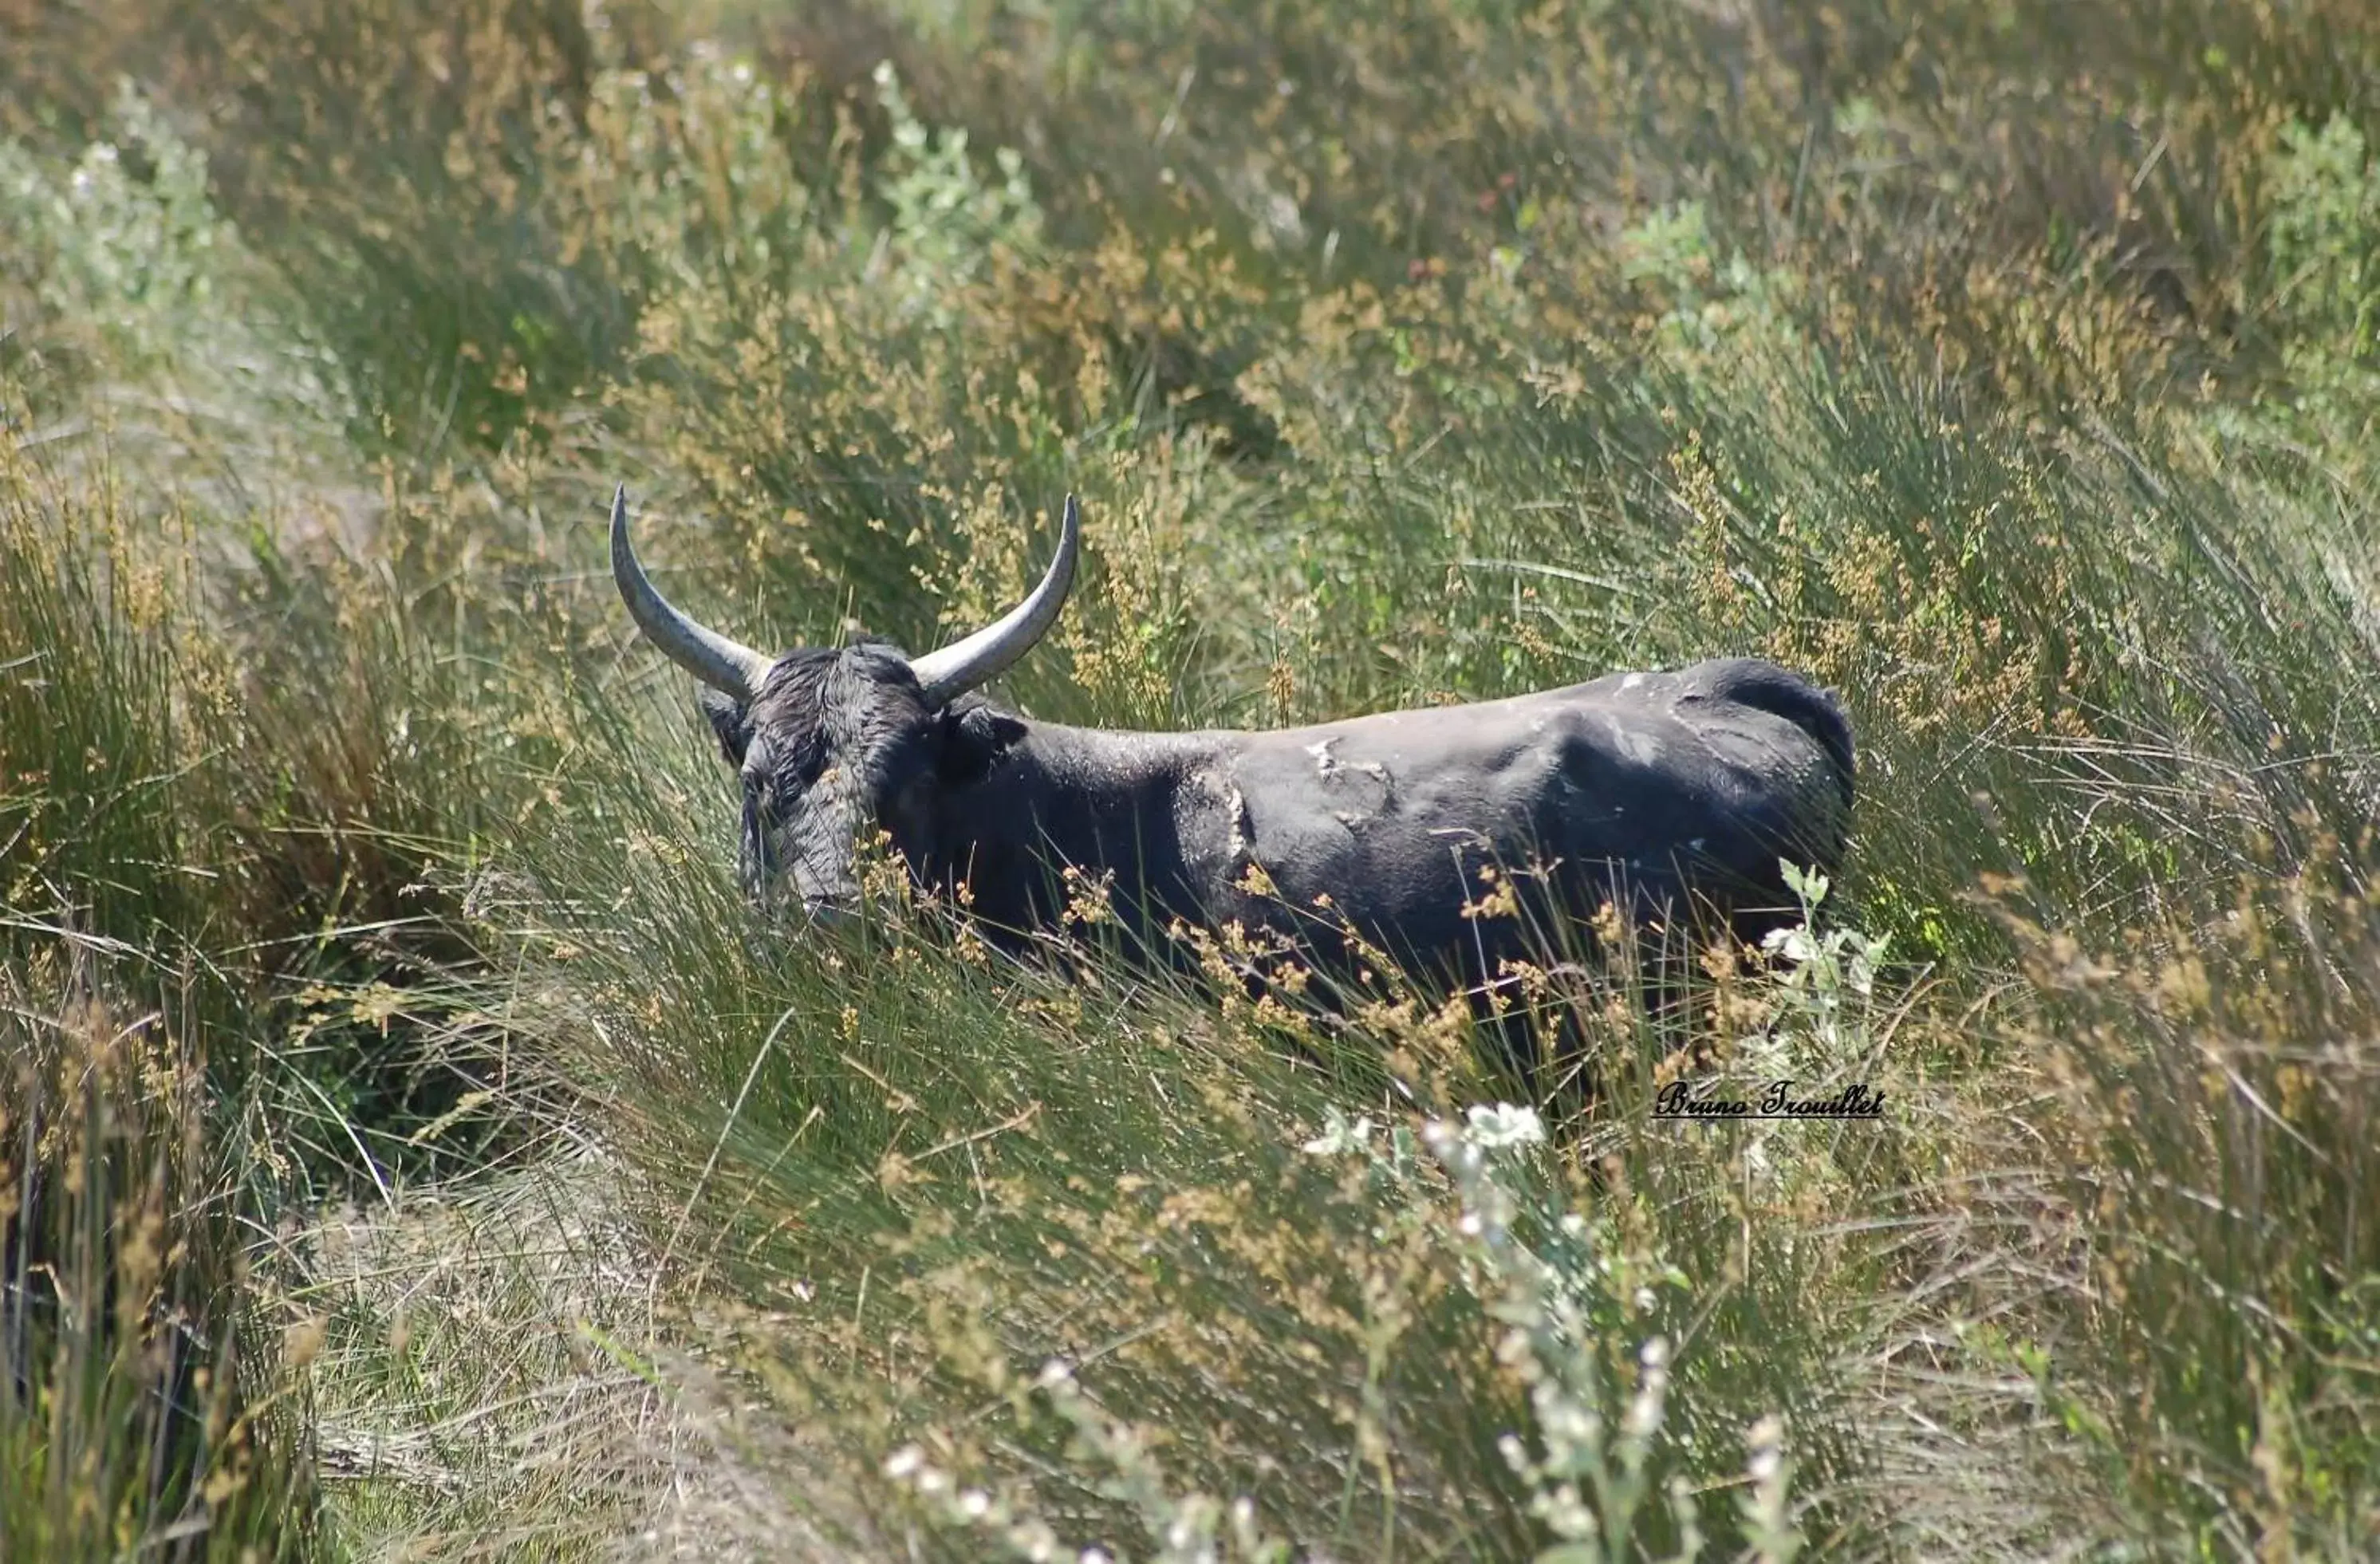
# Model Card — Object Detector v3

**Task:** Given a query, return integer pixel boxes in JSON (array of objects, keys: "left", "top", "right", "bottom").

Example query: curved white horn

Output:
[
  {"left": 907, "top": 494, "right": 1081, "bottom": 707},
  {"left": 610, "top": 485, "right": 775, "bottom": 699}
]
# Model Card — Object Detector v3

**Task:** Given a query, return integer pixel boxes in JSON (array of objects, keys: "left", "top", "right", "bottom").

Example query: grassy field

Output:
[{"left": 5, "top": 0, "right": 2379, "bottom": 1557}]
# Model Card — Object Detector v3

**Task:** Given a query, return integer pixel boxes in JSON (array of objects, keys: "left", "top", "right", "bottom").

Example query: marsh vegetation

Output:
[{"left": 5, "top": 1, "right": 2378, "bottom": 1556}]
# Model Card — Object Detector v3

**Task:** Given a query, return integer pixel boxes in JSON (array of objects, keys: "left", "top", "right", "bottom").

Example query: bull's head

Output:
[{"left": 610, "top": 486, "right": 1079, "bottom": 920}]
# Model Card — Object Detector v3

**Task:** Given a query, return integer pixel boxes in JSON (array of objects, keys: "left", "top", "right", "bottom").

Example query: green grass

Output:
[{"left": 5, "top": 0, "right": 2380, "bottom": 1556}]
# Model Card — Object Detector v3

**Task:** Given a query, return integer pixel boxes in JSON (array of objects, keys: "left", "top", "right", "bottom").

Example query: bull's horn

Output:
[
  {"left": 610, "top": 485, "right": 776, "bottom": 699},
  {"left": 907, "top": 493, "right": 1080, "bottom": 707}
]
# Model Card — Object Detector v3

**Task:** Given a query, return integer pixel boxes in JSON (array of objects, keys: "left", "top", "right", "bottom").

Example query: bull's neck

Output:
[
  {"left": 1011, "top": 718, "right": 1223, "bottom": 781},
  {"left": 916, "top": 717, "right": 1222, "bottom": 939}
]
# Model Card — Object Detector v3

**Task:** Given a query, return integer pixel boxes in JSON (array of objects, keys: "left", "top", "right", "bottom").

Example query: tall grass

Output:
[
  {"left": 2, "top": 956, "right": 319, "bottom": 1562},
  {"left": 1, "top": 470, "right": 317, "bottom": 1558},
  {"left": 4, "top": 0, "right": 2379, "bottom": 1554}
]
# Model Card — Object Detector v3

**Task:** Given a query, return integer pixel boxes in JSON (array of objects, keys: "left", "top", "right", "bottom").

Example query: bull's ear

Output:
[
  {"left": 696, "top": 687, "right": 754, "bottom": 766},
  {"left": 940, "top": 703, "right": 1026, "bottom": 785}
]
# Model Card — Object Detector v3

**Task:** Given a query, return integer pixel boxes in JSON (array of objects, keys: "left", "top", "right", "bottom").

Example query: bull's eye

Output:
[
  {"left": 741, "top": 770, "right": 792, "bottom": 856},
  {"left": 747, "top": 774, "right": 792, "bottom": 823}
]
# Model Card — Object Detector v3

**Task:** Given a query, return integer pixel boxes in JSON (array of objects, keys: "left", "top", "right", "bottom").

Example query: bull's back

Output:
[{"left": 1211, "top": 657, "right": 1854, "bottom": 968}]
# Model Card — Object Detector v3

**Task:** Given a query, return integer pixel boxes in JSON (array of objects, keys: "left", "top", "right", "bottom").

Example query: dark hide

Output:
[{"left": 695, "top": 647, "right": 1854, "bottom": 1007}]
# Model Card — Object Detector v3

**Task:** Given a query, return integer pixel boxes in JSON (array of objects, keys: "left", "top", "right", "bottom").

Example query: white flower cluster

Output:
[{"left": 879, "top": 1358, "right": 1292, "bottom": 1563}]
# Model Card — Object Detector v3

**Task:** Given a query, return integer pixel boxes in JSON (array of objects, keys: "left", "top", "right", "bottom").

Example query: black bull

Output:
[{"left": 612, "top": 488, "right": 1854, "bottom": 1013}]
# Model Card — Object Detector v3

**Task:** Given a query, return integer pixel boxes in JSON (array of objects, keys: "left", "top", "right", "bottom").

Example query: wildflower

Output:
[{"left": 1463, "top": 1101, "right": 1546, "bottom": 1149}]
